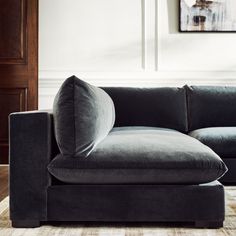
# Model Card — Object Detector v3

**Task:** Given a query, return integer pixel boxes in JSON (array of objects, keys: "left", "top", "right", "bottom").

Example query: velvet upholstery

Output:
[
  {"left": 220, "top": 158, "right": 236, "bottom": 183},
  {"left": 48, "top": 127, "right": 227, "bottom": 184},
  {"left": 189, "top": 127, "right": 236, "bottom": 158},
  {"left": 9, "top": 84, "right": 231, "bottom": 228},
  {"left": 53, "top": 76, "right": 115, "bottom": 157},
  {"left": 102, "top": 87, "right": 188, "bottom": 132},
  {"left": 47, "top": 181, "right": 225, "bottom": 225},
  {"left": 186, "top": 85, "right": 236, "bottom": 131},
  {"left": 9, "top": 111, "right": 52, "bottom": 222}
]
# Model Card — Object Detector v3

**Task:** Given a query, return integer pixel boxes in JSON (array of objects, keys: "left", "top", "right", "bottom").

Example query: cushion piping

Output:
[
  {"left": 48, "top": 166, "right": 226, "bottom": 171},
  {"left": 185, "top": 85, "right": 191, "bottom": 132},
  {"left": 73, "top": 77, "right": 76, "bottom": 156}
]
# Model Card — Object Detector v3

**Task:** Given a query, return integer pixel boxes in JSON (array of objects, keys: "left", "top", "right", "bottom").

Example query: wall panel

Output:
[{"left": 39, "top": 0, "right": 236, "bottom": 109}]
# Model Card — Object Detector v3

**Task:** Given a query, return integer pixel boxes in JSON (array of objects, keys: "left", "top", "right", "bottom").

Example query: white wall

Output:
[{"left": 39, "top": 0, "right": 236, "bottom": 109}]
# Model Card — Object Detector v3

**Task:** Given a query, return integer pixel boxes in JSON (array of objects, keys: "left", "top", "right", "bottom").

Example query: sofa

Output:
[{"left": 10, "top": 76, "right": 236, "bottom": 228}]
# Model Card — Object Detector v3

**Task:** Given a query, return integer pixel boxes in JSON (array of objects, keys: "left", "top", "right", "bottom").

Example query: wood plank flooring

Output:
[{"left": 0, "top": 166, "right": 8, "bottom": 201}]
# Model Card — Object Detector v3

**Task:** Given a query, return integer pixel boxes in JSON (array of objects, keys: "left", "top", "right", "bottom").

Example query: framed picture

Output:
[{"left": 179, "top": 0, "right": 236, "bottom": 32}]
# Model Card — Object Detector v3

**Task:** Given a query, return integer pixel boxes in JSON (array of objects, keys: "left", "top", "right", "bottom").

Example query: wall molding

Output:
[
  {"left": 39, "top": 69, "right": 236, "bottom": 108},
  {"left": 155, "top": 0, "right": 158, "bottom": 71},
  {"left": 39, "top": 70, "right": 236, "bottom": 88},
  {"left": 39, "top": 0, "right": 236, "bottom": 108},
  {"left": 141, "top": 0, "right": 146, "bottom": 69},
  {"left": 141, "top": 0, "right": 157, "bottom": 71}
]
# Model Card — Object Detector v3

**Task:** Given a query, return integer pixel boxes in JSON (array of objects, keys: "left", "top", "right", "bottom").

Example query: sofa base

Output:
[
  {"left": 12, "top": 220, "right": 40, "bottom": 228},
  {"left": 46, "top": 181, "right": 224, "bottom": 228},
  {"left": 195, "top": 221, "right": 223, "bottom": 228},
  {"left": 11, "top": 181, "right": 224, "bottom": 228},
  {"left": 11, "top": 220, "right": 223, "bottom": 229}
]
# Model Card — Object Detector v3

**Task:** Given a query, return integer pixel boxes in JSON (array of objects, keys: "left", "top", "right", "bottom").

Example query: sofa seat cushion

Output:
[
  {"left": 189, "top": 127, "right": 236, "bottom": 158},
  {"left": 48, "top": 127, "right": 227, "bottom": 184}
]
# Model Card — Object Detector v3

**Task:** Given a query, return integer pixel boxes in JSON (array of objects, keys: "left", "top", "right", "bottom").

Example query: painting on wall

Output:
[{"left": 180, "top": 0, "right": 236, "bottom": 32}]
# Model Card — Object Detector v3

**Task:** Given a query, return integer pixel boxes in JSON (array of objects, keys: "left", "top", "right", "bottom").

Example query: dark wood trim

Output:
[
  {"left": 27, "top": 0, "right": 38, "bottom": 110},
  {"left": 0, "top": 0, "right": 38, "bottom": 164},
  {"left": 0, "top": 0, "right": 27, "bottom": 64}
]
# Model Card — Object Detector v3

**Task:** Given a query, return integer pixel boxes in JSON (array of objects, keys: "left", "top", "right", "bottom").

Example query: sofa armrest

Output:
[{"left": 9, "top": 110, "right": 53, "bottom": 224}]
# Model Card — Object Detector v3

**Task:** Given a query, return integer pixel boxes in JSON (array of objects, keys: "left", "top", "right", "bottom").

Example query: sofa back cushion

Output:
[
  {"left": 186, "top": 85, "right": 236, "bottom": 131},
  {"left": 102, "top": 87, "right": 188, "bottom": 132},
  {"left": 53, "top": 76, "right": 115, "bottom": 157}
]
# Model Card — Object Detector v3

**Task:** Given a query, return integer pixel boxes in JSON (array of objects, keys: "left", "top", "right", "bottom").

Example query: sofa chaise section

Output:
[
  {"left": 9, "top": 109, "right": 226, "bottom": 228},
  {"left": 9, "top": 77, "right": 228, "bottom": 228},
  {"left": 186, "top": 85, "right": 236, "bottom": 183}
]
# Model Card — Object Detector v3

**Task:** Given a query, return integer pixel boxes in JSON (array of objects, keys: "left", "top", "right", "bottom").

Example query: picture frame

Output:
[{"left": 179, "top": 0, "right": 236, "bottom": 32}]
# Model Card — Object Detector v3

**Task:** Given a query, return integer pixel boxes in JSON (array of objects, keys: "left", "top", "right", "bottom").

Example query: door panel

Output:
[
  {"left": 0, "top": 0, "right": 27, "bottom": 64},
  {"left": 0, "top": 0, "right": 38, "bottom": 164}
]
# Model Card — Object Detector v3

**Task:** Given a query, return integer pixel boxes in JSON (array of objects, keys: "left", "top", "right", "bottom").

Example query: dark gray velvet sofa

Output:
[
  {"left": 186, "top": 86, "right": 236, "bottom": 183},
  {"left": 10, "top": 76, "right": 236, "bottom": 229}
]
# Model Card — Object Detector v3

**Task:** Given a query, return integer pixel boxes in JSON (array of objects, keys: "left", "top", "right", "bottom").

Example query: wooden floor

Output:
[{"left": 0, "top": 166, "right": 8, "bottom": 201}]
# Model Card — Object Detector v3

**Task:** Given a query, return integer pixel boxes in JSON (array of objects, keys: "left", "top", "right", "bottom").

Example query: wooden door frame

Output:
[{"left": 0, "top": 0, "right": 38, "bottom": 164}]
